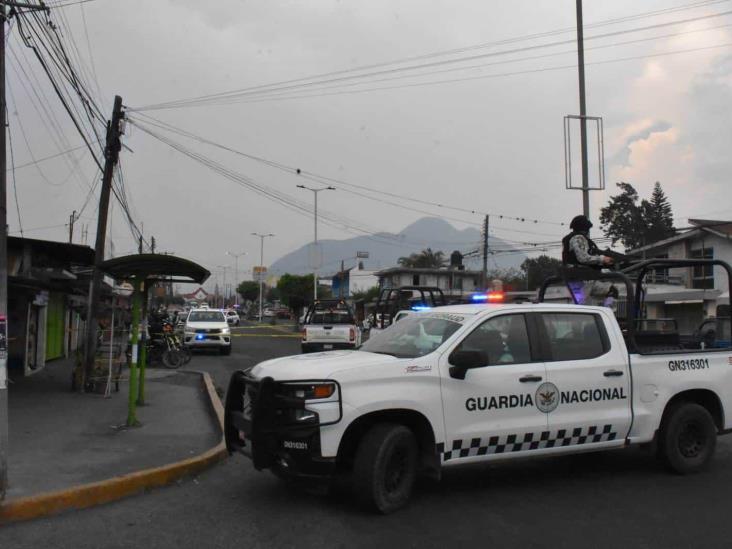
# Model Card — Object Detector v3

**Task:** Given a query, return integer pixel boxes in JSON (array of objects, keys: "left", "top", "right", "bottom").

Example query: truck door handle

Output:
[
  {"left": 604, "top": 369, "right": 624, "bottom": 377},
  {"left": 519, "top": 375, "right": 542, "bottom": 383}
]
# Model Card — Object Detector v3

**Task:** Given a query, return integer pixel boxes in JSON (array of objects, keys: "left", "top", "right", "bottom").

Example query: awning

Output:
[{"left": 99, "top": 253, "right": 210, "bottom": 284}]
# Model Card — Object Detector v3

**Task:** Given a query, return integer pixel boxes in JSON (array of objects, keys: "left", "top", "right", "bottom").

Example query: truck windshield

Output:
[
  {"left": 360, "top": 315, "right": 461, "bottom": 358},
  {"left": 188, "top": 311, "right": 225, "bottom": 322}
]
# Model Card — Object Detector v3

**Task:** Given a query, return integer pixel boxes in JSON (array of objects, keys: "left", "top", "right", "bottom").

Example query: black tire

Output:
[
  {"left": 352, "top": 423, "right": 418, "bottom": 514},
  {"left": 658, "top": 402, "right": 717, "bottom": 474},
  {"left": 179, "top": 347, "right": 193, "bottom": 364},
  {"left": 162, "top": 349, "right": 182, "bottom": 369},
  {"left": 220, "top": 346, "right": 232, "bottom": 356}
]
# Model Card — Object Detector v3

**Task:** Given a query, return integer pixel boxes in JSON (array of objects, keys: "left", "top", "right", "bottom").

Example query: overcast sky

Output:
[{"left": 6, "top": 0, "right": 732, "bottom": 290}]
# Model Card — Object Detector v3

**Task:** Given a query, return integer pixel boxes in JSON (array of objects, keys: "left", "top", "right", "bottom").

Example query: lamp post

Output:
[
  {"left": 252, "top": 233, "right": 274, "bottom": 323},
  {"left": 296, "top": 184, "right": 335, "bottom": 301},
  {"left": 226, "top": 251, "right": 247, "bottom": 307},
  {"left": 216, "top": 265, "right": 230, "bottom": 308}
]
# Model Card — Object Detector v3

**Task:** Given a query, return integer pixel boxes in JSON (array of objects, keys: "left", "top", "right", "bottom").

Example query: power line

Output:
[
  {"left": 5, "top": 141, "right": 93, "bottom": 171},
  {"left": 132, "top": 6, "right": 732, "bottom": 111},
  {"left": 6, "top": 108, "right": 23, "bottom": 237},
  {"left": 128, "top": 113, "right": 570, "bottom": 230}
]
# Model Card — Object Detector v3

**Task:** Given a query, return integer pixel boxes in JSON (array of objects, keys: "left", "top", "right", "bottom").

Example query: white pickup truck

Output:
[
  {"left": 225, "top": 260, "right": 732, "bottom": 513},
  {"left": 301, "top": 300, "right": 360, "bottom": 353}
]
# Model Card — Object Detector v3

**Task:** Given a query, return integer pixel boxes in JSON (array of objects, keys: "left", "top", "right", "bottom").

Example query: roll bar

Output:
[{"left": 538, "top": 259, "right": 732, "bottom": 354}]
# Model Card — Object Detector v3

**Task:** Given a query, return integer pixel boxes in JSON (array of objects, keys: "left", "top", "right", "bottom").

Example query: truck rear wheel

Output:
[
  {"left": 659, "top": 402, "right": 717, "bottom": 474},
  {"left": 352, "top": 423, "right": 418, "bottom": 514}
]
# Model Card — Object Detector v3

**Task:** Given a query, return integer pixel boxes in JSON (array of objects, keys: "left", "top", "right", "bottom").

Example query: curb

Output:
[{"left": 0, "top": 371, "right": 227, "bottom": 525}]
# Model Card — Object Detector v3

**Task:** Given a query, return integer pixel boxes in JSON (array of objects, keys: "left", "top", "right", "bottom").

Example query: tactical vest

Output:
[{"left": 561, "top": 231, "right": 601, "bottom": 266}]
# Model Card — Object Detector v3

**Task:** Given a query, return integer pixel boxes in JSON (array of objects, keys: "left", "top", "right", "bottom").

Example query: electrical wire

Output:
[
  {"left": 133, "top": 6, "right": 732, "bottom": 111},
  {"left": 7, "top": 107, "right": 23, "bottom": 236}
]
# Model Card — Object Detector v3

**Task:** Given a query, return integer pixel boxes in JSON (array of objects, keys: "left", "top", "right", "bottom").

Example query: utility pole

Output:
[
  {"left": 482, "top": 215, "right": 489, "bottom": 290},
  {"left": 252, "top": 233, "right": 274, "bottom": 323},
  {"left": 82, "top": 95, "right": 124, "bottom": 388},
  {"left": 1, "top": 1, "right": 55, "bottom": 499},
  {"left": 68, "top": 210, "right": 77, "bottom": 243},
  {"left": 296, "top": 184, "right": 334, "bottom": 301},
  {"left": 227, "top": 251, "right": 247, "bottom": 307},
  {"left": 150, "top": 236, "right": 155, "bottom": 254},
  {"left": 340, "top": 259, "right": 345, "bottom": 298},
  {"left": 576, "top": 0, "right": 590, "bottom": 219}
]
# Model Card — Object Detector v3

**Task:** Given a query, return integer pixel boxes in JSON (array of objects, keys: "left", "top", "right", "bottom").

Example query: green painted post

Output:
[
  {"left": 137, "top": 281, "right": 148, "bottom": 406},
  {"left": 127, "top": 280, "right": 141, "bottom": 427}
]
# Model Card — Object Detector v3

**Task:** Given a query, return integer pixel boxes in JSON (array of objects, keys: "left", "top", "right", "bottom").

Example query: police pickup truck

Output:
[
  {"left": 301, "top": 300, "right": 360, "bottom": 353},
  {"left": 225, "top": 259, "right": 732, "bottom": 513}
]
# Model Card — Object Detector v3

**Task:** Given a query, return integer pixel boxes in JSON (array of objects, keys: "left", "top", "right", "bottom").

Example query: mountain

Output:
[{"left": 269, "top": 217, "right": 527, "bottom": 276}]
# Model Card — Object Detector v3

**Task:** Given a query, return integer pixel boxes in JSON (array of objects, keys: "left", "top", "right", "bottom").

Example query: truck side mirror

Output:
[{"left": 448, "top": 350, "right": 487, "bottom": 380}]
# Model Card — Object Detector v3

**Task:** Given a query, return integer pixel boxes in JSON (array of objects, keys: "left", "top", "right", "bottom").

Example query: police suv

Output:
[{"left": 225, "top": 259, "right": 732, "bottom": 513}]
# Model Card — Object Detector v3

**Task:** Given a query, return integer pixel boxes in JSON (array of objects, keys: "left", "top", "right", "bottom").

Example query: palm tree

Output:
[{"left": 397, "top": 248, "right": 447, "bottom": 268}]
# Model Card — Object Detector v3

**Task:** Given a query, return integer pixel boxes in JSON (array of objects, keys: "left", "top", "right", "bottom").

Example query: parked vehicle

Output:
[
  {"left": 225, "top": 259, "right": 732, "bottom": 513},
  {"left": 368, "top": 286, "right": 446, "bottom": 333},
  {"left": 225, "top": 309, "right": 240, "bottom": 326},
  {"left": 301, "top": 299, "right": 360, "bottom": 353},
  {"left": 183, "top": 308, "right": 231, "bottom": 355}
]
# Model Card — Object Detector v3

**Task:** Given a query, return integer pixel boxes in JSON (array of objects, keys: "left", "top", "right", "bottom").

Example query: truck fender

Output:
[
  {"left": 656, "top": 389, "right": 725, "bottom": 437},
  {"left": 335, "top": 408, "right": 441, "bottom": 480}
]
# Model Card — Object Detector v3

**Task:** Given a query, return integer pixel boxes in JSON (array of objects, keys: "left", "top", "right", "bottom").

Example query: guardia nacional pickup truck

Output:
[{"left": 225, "top": 259, "right": 732, "bottom": 513}]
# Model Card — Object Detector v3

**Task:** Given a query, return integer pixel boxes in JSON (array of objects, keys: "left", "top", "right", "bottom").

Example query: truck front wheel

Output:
[
  {"left": 352, "top": 423, "right": 418, "bottom": 514},
  {"left": 659, "top": 402, "right": 717, "bottom": 474}
]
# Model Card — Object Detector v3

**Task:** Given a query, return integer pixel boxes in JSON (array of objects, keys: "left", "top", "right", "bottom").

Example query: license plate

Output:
[
  {"left": 242, "top": 390, "right": 252, "bottom": 420},
  {"left": 323, "top": 344, "right": 333, "bottom": 350}
]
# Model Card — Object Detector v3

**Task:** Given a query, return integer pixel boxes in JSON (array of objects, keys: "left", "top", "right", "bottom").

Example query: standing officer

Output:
[{"left": 561, "top": 215, "right": 614, "bottom": 268}]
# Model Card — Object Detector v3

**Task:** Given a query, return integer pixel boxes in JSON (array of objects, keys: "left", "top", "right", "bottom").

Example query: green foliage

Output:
[
  {"left": 520, "top": 255, "right": 563, "bottom": 290},
  {"left": 351, "top": 286, "right": 381, "bottom": 302},
  {"left": 397, "top": 248, "right": 447, "bottom": 268},
  {"left": 600, "top": 181, "right": 675, "bottom": 250},
  {"left": 237, "top": 280, "right": 260, "bottom": 302},
  {"left": 266, "top": 286, "right": 280, "bottom": 303},
  {"left": 276, "top": 273, "right": 314, "bottom": 311}
]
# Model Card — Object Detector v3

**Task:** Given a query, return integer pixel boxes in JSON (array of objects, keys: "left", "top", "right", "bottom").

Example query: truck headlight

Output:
[
  {"left": 284, "top": 382, "right": 336, "bottom": 400},
  {"left": 221, "top": 327, "right": 230, "bottom": 335}
]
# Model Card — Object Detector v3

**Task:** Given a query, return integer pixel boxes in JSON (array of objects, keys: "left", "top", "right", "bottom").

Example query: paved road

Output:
[{"left": 3, "top": 321, "right": 732, "bottom": 548}]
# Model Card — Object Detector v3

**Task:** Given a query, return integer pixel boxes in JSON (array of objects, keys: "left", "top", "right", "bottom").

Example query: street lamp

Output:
[
  {"left": 296, "top": 184, "right": 335, "bottom": 301},
  {"left": 252, "top": 233, "right": 274, "bottom": 323},
  {"left": 226, "top": 251, "right": 247, "bottom": 307},
  {"left": 216, "top": 265, "right": 230, "bottom": 308}
]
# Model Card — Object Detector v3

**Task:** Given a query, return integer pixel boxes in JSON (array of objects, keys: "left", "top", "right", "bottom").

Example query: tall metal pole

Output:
[
  {"left": 0, "top": 3, "right": 8, "bottom": 500},
  {"left": 227, "top": 251, "right": 246, "bottom": 307},
  {"left": 69, "top": 210, "right": 76, "bottom": 243},
  {"left": 252, "top": 233, "right": 273, "bottom": 323},
  {"left": 576, "top": 0, "right": 590, "bottom": 219},
  {"left": 84, "top": 95, "right": 124, "bottom": 387},
  {"left": 296, "top": 184, "right": 334, "bottom": 302},
  {"left": 482, "top": 215, "right": 489, "bottom": 290},
  {"left": 313, "top": 191, "right": 318, "bottom": 301}
]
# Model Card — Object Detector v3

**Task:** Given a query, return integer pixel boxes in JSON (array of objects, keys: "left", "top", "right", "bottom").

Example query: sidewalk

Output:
[{"left": 4, "top": 358, "right": 221, "bottom": 501}]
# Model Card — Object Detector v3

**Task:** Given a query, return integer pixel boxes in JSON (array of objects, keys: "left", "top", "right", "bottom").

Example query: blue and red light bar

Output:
[{"left": 471, "top": 292, "right": 504, "bottom": 303}]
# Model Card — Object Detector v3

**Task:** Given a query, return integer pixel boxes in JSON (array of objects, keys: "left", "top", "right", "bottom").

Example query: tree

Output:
[
  {"left": 266, "top": 286, "right": 280, "bottom": 303},
  {"left": 237, "top": 280, "right": 260, "bottom": 302},
  {"left": 520, "top": 255, "right": 563, "bottom": 290},
  {"left": 642, "top": 182, "right": 675, "bottom": 245},
  {"left": 397, "top": 248, "right": 447, "bottom": 268},
  {"left": 276, "top": 274, "right": 314, "bottom": 313},
  {"left": 599, "top": 182, "right": 676, "bottom": 250},
  {"left": 351, "top": 286, "right": 380, "bottom": 302}
]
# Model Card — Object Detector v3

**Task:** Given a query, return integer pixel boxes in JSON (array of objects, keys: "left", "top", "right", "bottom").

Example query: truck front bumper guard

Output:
[{"left": 224, "top": 370, "right": 340, "bottom": 477}]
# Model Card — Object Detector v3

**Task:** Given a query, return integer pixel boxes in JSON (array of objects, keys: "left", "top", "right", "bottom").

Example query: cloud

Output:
[{"left": 611, "top": 120, "right": 673, "bottom": 167}]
